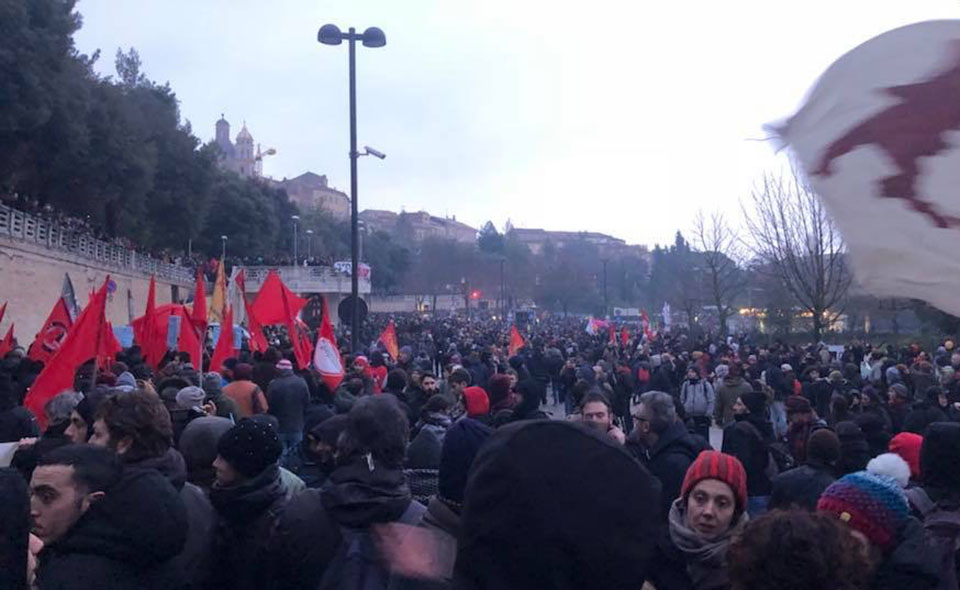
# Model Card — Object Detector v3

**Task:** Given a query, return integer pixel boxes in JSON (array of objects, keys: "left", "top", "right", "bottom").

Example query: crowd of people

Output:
[{"left": 1, "top": 313, "right": 960, "bottom": 589}]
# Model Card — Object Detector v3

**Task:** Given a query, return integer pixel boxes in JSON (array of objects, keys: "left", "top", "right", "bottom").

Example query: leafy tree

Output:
[{"left": 477, "top": 220, "right": 504, "bottom": 254}]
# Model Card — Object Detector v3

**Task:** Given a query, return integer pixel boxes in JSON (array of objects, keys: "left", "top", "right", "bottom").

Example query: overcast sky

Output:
[{"left": 72, "top": 0, "right": 958, "bottom": 247}]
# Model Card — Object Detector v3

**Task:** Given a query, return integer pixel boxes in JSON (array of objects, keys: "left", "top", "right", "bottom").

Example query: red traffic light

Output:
[{"left": 470, "top": 290, "right": 482, "bottom": 300}]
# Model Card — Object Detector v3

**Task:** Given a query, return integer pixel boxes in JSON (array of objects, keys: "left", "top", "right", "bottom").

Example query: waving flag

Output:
[
  {"left": 191, "top": 269, "right": 207, "bottom": 332},
  {"left": 641, "top": 309, "right": 654, "bottom": 340},
  {"left": 509, "top": 325, "right": 525, "bottom": 357},
  {"left": 379, "top": 321, "right": 399, "bottom": 360},
  {"left": 209, "top": 305, "right": 235, "bottom": 373},
  {"left": 234, "top": 270, "right": 267, "bottom": 354},
  {"left": 210, "top": 258, "right": 227, "bottom": 323},
  {"left": 25, "top": 277, "right": 121, "bottom": 427},
  {"left": 621, "top": 327, "right": 630, "bottom": 348},
  {"left": 28, "top": 298, "right": 73, "bottom": 364},
  {"left": 775, "top": 21, "right": 960, "bottom": 316},
  {"left": 131, "top": 276, "right": 167, "bottom": 368},
  {"left": 313, "top": 296, "right": 344, "bottom": 391}
]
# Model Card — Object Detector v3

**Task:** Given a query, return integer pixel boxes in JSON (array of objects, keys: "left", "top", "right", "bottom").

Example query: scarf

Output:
[
  {"left": 209, "top": 464, "right": 284, "bottom": 526},
  {"left": 668, "top": 499, "right": 747, "bottom": 590}
]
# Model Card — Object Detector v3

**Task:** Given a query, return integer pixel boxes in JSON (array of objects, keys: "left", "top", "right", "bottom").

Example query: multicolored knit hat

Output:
[
  {"left": 817, "top": 471, "right": 909, "bottom": 550},
  {"left": 681, "top": 450, "right": 748, "bottom": 512}
]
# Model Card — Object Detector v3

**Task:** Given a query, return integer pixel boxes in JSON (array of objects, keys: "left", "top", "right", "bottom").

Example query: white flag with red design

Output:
[
  {"left": 313, "top": 296, "right": 344, "bottom": 391},
  {"left": 775, "top": 20, "right": 960, "bottom": 316}
]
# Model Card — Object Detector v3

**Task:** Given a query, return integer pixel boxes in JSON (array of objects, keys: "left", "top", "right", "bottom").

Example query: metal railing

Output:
[
  {"left": 241, "top": 265, "right": 371, "bottom": 294},
  {"left": 0, "top": 204, "right": 193, "bottom": 283}
]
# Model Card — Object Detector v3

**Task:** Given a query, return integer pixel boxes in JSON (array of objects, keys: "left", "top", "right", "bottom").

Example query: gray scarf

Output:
[{"left": 668, "top": 498, "right": 748, "bottom": 590}]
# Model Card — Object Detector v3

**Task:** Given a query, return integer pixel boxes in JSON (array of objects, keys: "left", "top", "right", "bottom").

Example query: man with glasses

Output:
[{"left": 627, "top": 390, "right": 712, "bottom": 521}]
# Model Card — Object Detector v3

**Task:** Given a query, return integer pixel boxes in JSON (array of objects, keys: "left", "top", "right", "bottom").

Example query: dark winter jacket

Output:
[
  {"left": 871, "top": 518, "right": 942, "bottom": 590},
  {"left": 903, "top": 400, "right": 948, "bottom": 435},
  {"left": 35, "top": 469, "right": 187, "bottom": 590},
  {"left": 0, "top": 406, "right": 38, "bottom": 443},
  {"left": 768, "top": 461, "right": 836, "bottom": 510},
  {"left": 208, "top": 464, "right": 288, "bottom": 590},
  {"left": 267, "top": 370, "right": 310, "bottom": 434},
  {"left": 127, "top": 448, "right": 216, "bottom": 589},
  {"left": 627, "top": 420, "right": 711, "bottom": 520},
  {"left": 804, "top": 379, "right": 834, "bottom": 418},
  {"left": 721, "top": 414, "right": 772, "bottom": 496},
  {"left": 406, "top": 414, "right": 453, "bottom": 469}
]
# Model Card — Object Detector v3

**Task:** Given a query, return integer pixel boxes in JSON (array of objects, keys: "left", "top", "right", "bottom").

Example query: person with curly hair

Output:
[{"left": 728, "top": 510, "right": 873, "bottom": 590}]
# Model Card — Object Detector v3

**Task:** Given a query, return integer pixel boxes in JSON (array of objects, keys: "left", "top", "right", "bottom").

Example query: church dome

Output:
[{"left": 236, "top": 123, "right": 253, "bottom": 143}]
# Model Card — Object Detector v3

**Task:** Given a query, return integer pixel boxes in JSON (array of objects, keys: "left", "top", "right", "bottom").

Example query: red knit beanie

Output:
[
  {"left": 681, "top": 450, "right": 748, "bottom": 511},
  {"left": 463, "top": 386, "right": 490, "bottom": 417},
  {"left": 889, "top": 432, "right": 923, "bottom": 479}
]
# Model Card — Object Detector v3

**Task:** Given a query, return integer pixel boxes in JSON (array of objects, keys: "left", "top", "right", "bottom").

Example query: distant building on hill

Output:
[
  {"left": 214, "top": 115, "right": 264, "bottom": 178},
  {"left": 508, "top": 227, "right": 649, "bottom": 259},
  {"left": 273, "top": 172, "right": 350, "bottom": 220},
  {"left": 359, "top": 210, "right": 477, "bottom": 244}
]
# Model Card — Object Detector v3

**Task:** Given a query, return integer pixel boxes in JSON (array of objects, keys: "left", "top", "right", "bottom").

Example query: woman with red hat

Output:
[{"left": 646, "top": 450, "right": 749, "bottom": 590}]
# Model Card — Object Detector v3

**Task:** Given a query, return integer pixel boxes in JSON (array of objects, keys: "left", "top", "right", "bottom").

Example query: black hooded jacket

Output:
[
  {"left": 721, "top": 413, "right": 773, "bottom": 496},
  {"left": 208, "top": 464, "right": 287, "bottom": 590},
  {"left": 35, "top": 469, "right": 188, "bottom": 590},
  {"left": 769, "top": 461, "right": 837, "bottom": 510},
  {"left": 454, "top": 421, "right": 661, "bottom": 590},
  {"left": 626, "top": 420, "right": 711, "bottom": 520},
  {"left": 127, "top": 447, "right": 216, "bottom": 589},
  {"left": 871, "top": 518, "right": 942, "bottom": 590}
]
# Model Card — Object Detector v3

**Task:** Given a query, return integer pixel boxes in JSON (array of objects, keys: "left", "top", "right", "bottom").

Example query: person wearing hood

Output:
[
  {"left": 89, "top": 390, "right": 215, "bottom": 589},
  {"left": 721, "top": 391, "right": 773, "bottom": 516},
  {"left": 647, "top": 450, "right": 750, "bottom": 590},
  {"left": 178, "top": 416, "right": 234, "bottom": 491},
  {"left": 299, "top": 415, "right": 349, "bottom": 489},
  {"left": 31, "top": 444, "right": 188, "bottom": 589},
  {"left": 63, "top": 389, "right": 109, "bottom": 444},
  {"left": 486, "top": 373, "right": 515, "bottom": 425},
  {"left": 837, "top": 421, "right": 872, "bottom": 476},
  {"left": 407, "top": 395, "right": 454, "bottom": 469},
  {"left": 170, "top": 385, "right": 210, "bottom": 446},
  {"left": 627, "top": 390, "right": 712, "bottom": 521},
  {"left": 209, "top": 419, "right": 289, "bottom": 590},
  {"left": 818, "top": 471, "right": 941, "bottom": 590},
  {"left": 267, "top": 359, "right": 310, "bottom": 467},
  {"left": 714, "top": 364, "right": 752, "bottom": 428},
  {"left": 455, "top": 420, "right": 661, "bottom": 590},
  {"left": 903, "top": 386, "right": 949, "bottom": 435},
  {"left": 769, "top": 428, "right": 840, "bottom": 511},
  {"left": 888, "top": 383, "right": 912, "bottom": 434},
  {"left": 11, "top": 391, "right": 79, "bottom": 482},
  {"left": 785, "top": 395, "right": 824, "bottom": 464},
  {"left": 271, "top": 395, "right": 424, "bottom": 590}
]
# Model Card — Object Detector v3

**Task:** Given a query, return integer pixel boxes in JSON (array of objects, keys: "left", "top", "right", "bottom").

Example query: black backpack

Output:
[
  {"left": 317, "top": 500, "right": 427, "bottom": 590},
  {"left": 905, "top": 487, "right": 960, "bottom": 590}
]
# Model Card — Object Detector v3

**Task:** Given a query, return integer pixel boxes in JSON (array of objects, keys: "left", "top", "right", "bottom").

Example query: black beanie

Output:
[
  {"left": 806, "top": 428, "right": 841, "bottom": 465},
  {"left": 921, "top": 422, "right": 960, "bottom": 492},
  {"left": 438, "top": 418, "right": 493, "bottom": 506},
  {"left": 740, "top": 391, "right": 767, "bottom": 415},
  {"left": 216, "top": 419, "right": 282, "bottom": 478}
]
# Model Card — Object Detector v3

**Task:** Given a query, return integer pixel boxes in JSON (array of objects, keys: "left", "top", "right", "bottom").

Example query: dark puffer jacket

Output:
[
  {"left": 871, "top": 518, "right": 941, "bottom": 590},
  {"left": 626, "top": 420, "right": 711, "bottom": 520},
  {"left": 769, "top": 461, "right": 836, "bottom": 511},
  {"left": 35, "top": 469, "right": 187, "bottom": 590},
  {"left": 721, "top": 414, "right": 772, "bottom": 496}
]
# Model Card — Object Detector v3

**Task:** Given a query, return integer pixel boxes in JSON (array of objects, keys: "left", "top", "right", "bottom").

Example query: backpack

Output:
[
  {"left": 905, "top": 487, "right": 960, "bottom": 590},
  {"left": 766, "top": 441, "right": 796, "bottom": 475},
  {"left": 317, "top": 500, "right": 427, "bottom": 590}
]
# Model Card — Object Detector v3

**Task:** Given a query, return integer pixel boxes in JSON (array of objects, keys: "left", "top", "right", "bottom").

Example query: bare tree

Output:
[
  {"left": 692, "top": 210, "right": 743, "bottom": 335},
  {"left": 743, "top": 171, "right": 851, "bottom": 340}
]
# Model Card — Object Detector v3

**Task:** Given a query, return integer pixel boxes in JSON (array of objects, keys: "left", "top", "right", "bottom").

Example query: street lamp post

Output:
[
  {"left": 318, "top": 23, "right": 386, "bottom": 353},
  {"left": 220, "top": 235, "right": 227, "bottom": 260},
  {"left": 601, "top": 259, "right": 609, "bottom": 319},
  {"left": 306, "top": 229, "right": 314, "bottom": 262},
  {"left": 291, "top": 215, "right": 300, "bottom": 265}
]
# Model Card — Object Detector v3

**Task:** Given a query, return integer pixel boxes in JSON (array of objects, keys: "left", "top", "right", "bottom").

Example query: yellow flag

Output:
[{"left": 210, "top": 258, "right": 227, "bottom": 323}]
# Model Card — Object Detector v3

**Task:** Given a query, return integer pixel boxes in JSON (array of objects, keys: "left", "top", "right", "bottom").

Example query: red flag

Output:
[
  {"left": 293, "top": 318, "right": 314, "bottom": 371},
  {"left": 608, "top": 323, "right": 616, "bottom": 344},
  {"left": 251, "top": 270, "right": 307, "bottom": 325},
  {"left": 0, "top": 324, "right": 14, "bottom": 357},
  {"left": 641, "top": 309, "right": 653, "bottom": 340},
  {"left": 191, "top": 269, "right": 207, "bottom": 332},
  {"left": 621, "top": 327, "right": 630, "bottom": 348},
  {"left": 0, "top": 302, "right": 6, "bottom": 328},
  {"left": 313, "top": 296, "right": 344, "bottom": 391},
  {"left": 132, "top": 277, "right": 166, "bottom": 368},
  {"left": 28, "top": 298, "right": 73, "bottom": 364},
  {"left": 235, "top": 270, "right": 267, "bottom": 354},
  {"left": 209, "top": 306, "right": 235, "bottom": 373},
  {"left": 25, "top": 277, "right": 120, "bottom": 427},
  {"left": 509, "top": 325, "right": 525, "bottom": 357},
  {"left": 379, "top": 321, "right": 399, "bottom": 360},
  {"left": 173, "top": 305, "right": 201, "bottom": 360}
]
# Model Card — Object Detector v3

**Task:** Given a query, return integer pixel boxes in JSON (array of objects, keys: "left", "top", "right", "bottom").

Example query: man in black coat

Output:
[
  {"left": 209, "top": 419, "right": 289, "bottom": 590},
  {"left": 721, "top": 390, "right": 773, "bottom": 513},
  {"left": 769, "top": 428, "right": 840, "bottom": 510},
  {"left": 32, "top": 444, "right": 188, "bottom": 589},
  {"left": 626, "top": 390, "right": 711, "bottom": 521},
  {"left": 89, "top": 390, "right": 215, "bottom": 589}
]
